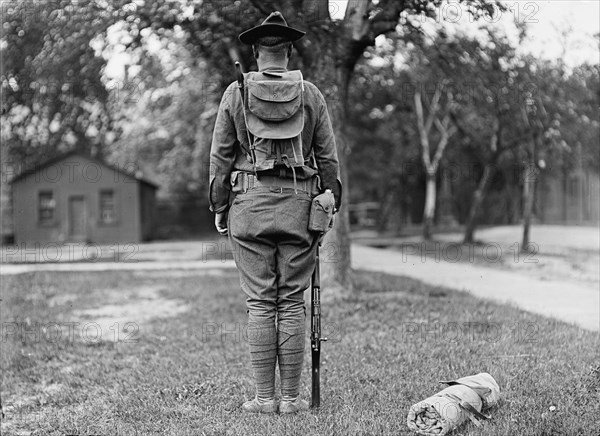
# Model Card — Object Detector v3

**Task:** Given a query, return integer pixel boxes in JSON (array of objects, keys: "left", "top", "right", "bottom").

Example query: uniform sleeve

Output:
[
  {"left": 209, "top": 85, "right": 237, "bottom": 213},
  {"left": 313, "top": 92, "right": 342, "bottom": 211}
]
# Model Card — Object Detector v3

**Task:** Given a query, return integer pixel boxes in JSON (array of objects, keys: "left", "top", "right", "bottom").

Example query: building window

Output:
[
  {"left": 99, "top": 189, "right": 117, "bottom": 224},
  {"left": 38, "top": 191, "right": 56, "bottom": 225}
]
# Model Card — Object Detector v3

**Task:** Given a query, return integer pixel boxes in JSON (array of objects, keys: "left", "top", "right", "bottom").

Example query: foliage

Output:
[
  {"left": 97, "top": 25, "right": 218, "bottom": 197},
  {"left": 1, "top": 0, "right": 131, "bottom": 167},
  {"left": 2, "top": 0, "right": 596, "bottom": 238},
  {"left": 347, "top": 25, "right": 599, "bottom": 232}
]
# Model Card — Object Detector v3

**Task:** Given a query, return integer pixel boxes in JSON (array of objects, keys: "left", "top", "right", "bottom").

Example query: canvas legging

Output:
[{"left": 228, "top": 185, "right": 318, "bottom": 401}]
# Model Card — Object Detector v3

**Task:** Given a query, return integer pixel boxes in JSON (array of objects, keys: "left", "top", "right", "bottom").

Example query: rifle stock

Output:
[{"left": 311, "top": 246, "right": 326, "bottom": 408}]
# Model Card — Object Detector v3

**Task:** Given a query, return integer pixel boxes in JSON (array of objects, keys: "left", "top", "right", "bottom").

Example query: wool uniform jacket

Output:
[{"left": 209, "top": 67, "right": 341, "bottom": 214}]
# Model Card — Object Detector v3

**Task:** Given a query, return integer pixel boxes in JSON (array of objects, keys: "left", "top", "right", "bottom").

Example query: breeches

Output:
[{"left": 228, "top": 185, "right": 318, "bottom": 326}]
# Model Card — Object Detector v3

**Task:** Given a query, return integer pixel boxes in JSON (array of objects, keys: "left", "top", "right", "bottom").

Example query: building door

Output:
[{"left": 68, "top": 196, "right": 87, "bottom": 241}]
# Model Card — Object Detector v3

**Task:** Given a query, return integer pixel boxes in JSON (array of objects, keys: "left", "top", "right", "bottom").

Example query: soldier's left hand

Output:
[
  {"left": 317, "top": 214, "right": 335, "bottom": 246},
  {"left": 326, "top": 213, "right": 335, "bottom": 233}
]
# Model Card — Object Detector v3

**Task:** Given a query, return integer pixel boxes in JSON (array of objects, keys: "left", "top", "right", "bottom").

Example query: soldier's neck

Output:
[{"left": 257, "top": 58, "right": 289, "bottom": 71}]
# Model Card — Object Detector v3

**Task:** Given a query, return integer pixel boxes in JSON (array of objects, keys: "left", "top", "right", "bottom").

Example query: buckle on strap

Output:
[{"left": 231, "top": 171, "right": 249, "bottom": 193}]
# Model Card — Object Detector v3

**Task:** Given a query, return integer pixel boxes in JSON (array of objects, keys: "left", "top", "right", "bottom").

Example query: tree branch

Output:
[
  {"left": 345, "top": 0, "right": 370, "bottom": 40},
  {"left": 304, "top": 0, "right": 330, "bottom": 22},
  {"left": 249, "top": 0, "right": 277, "bottom": 16},
  {"left": 431, "top": 115, "right": 456, "bottom": 170},
  {"left": 490, "top": 117, "right": 499, "bottom": 153},
  {"left": 337, "top": 0, "right": 408, "bottom": 80},
  {"left": 369, "top": 0, "right": 407, "bottom": 37},
  {"left": 424, "top": 84, "right": 442, "bottom": 136}
]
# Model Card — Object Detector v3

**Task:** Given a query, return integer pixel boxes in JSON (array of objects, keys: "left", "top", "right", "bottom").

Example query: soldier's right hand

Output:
[{"left": 215, "top": 212, "right": 228, "bottom": 236}]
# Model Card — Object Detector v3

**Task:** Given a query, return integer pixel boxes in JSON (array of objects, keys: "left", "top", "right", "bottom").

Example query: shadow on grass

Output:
[{"left": 1, "top": 269, "right": 598, "bottom": 435}]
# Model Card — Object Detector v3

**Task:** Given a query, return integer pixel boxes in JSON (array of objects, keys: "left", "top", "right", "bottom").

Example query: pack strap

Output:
[
  {"left": 292, "top": 72, "right": 304, "bottom": 192},
  {"left": 441, "top": 392, "right": 491, "bottom": 427},
  {"left": 237, "top": 72, "right": 258, "bottom": 176}
]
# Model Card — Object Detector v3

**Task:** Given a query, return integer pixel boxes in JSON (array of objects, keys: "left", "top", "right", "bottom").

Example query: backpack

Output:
[{"left": 240, "top": 70, "right": 306, "bottom": 172}]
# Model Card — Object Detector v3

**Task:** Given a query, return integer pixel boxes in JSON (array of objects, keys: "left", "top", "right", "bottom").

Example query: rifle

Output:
[
  {"left": 235, "top": 61, "right": 244, "bottom": 97},
  {"left": 235, "top": 60, "right": 259, "bottom": 173},
  {"left": 311, "top": 246, "right": 327, "bottom": 408}
]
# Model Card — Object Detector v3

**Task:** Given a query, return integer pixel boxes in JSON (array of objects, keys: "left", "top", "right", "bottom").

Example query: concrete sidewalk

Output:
[{"left": 352, "top": 244, "right": 599, "bottom": 332}]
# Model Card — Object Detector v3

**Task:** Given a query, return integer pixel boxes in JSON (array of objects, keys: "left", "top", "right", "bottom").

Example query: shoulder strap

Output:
[{"left": 239, "top": 72, "right": 257, "bottom": 175}]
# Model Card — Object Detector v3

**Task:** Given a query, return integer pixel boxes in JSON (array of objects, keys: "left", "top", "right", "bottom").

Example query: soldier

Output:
[{"left": 209, "top": 11, "right": 341, "bottom": 414}]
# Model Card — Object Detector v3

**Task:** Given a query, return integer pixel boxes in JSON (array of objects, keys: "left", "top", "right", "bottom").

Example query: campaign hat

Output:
[{"left": 239, "top": 11, "right": 305, "bottom": 45}]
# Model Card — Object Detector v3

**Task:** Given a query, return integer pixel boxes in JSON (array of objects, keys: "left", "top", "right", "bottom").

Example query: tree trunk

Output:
[
  {"left": 321, "top": 131, "right": 352, "bottom": 291},
  {"left": 413, "top": 87, "right": 455, "bottom": 242},
  {"left": 437, "top": 166, "right": 456, "bottom": 227},
  {"left": 521, "top": 162, "right": 536, "bottom": 250},
  {"left": 463, "top": 164, "right": 495, "bottom": 243},
  {"left": 310, "top": 49, "right": 354, "bottom": 292},
  {"left": 377, "top": 187, "right": 396, "bottom": 233},
  {"left": 423, "top": 172, "right": 436, "bottom": 240}
]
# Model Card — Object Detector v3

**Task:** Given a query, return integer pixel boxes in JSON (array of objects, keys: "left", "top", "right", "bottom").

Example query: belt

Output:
[{"left": 231, "top": 171, "right": 318, "bottom": 194}]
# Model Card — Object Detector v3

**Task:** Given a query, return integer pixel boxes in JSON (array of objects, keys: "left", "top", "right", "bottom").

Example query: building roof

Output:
[{"left": 11, "top": 150, "right": 159, "bottom": 189}]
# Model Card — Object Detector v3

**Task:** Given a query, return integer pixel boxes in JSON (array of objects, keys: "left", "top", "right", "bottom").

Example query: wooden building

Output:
[
  {"left": 12, "top": 152, "right": 158, "bottom": 244},
  {"left": 537, "top": 167, "right": 600, "bottom": 225}
]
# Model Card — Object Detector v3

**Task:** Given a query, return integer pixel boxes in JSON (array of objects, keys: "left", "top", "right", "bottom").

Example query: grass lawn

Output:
[{"left": 1, "top": 268, "right": 599, "bottom": 436}]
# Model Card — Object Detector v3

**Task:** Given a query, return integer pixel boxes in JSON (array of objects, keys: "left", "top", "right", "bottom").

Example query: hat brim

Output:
[{"left": 239, "top": 24, "right": 305, "bottom": 45}]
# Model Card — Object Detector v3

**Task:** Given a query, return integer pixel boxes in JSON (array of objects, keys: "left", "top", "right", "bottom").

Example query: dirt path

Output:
[{"left": 352, "top": 244, "right": 599, "bottom": 332}]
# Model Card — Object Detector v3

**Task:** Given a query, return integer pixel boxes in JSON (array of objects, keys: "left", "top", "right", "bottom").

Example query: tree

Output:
[
  {"left": 1, "top": 0, "right": 132, "bottom": 241},
  {"left": 516, "top": 56, "right": 572, "bottom": 248},
  {"left": 1, "top": 0, "right": 130, "bottom": 166},
  {"left": 4, "top": 0, "right": 499, "bottom": 288},
  {"left": 238, "top": 0, "right": 498, "bottom": 287},
  {"left": 347, "top": 56, "right": 418, "bottom": 234},
  {"left": 346, "top": 18, "right": 598, "bottom": 245},
  {"left": 98, "top": 28, "right": 218, "bottom": 198},
  {"left": 413, "top": 83, "right": 457, "bottom": 239},
  {"left": 455, "top": 28, "right": 527, "bottom": 243},
  {"left": 384, "top": 31, "right": 497, "bottom": 240},
  {"left": 185, "top": 1, "right": 495, "bottom": 286}
]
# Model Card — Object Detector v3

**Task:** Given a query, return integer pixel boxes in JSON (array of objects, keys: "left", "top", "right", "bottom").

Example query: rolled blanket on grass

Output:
[{"left": 406, "top": 373, "right": 500, "bottom": 435}]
